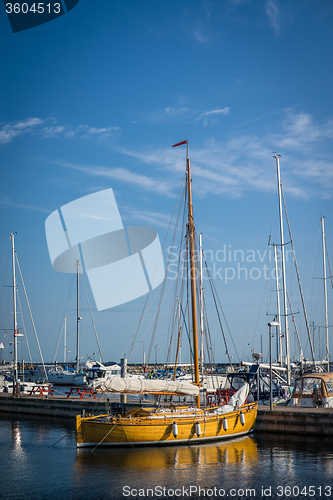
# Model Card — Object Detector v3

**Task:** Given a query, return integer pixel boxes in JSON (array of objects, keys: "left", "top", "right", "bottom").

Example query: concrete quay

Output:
[
  {"left": 255, "top": 404, "right": 333, "bottom": 435},
  {"left": 0, "top": 392, "right": 148, "bottom": 418}
]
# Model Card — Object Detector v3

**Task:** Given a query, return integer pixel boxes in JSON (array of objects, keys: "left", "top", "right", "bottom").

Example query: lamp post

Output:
[
  {"left": 268, "top": 321, "right": 280, "bottom": 410},
  {"left": 155, "top": 345, "right": 159, "bottom": 365}
]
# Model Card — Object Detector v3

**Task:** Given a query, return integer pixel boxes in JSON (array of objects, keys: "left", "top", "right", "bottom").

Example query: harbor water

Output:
[{"left": 0, "top": 413, "right": 332, "bottom": 500}]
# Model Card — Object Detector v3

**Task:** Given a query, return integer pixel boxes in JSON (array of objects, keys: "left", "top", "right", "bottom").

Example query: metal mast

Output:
[
  {"left": 64, "top": 315, "right": 67, "bottom": 364},
  {"left": 321, "top": 216, "right": 329, "bottom": 367},
  {"left": 273, "top": 244, "right": 283, "bottom": 364},
  {"left": 274, "top": 155, "right": 291, "bottom": 385},
  {"left": 76, "top": 260, "right": 80, "bottom": 373},
  {"left": 10, "top": 233, "right": 18, "bottom": 395}
]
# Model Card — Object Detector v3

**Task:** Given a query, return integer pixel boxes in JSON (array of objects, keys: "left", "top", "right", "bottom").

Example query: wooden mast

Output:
[
  {"left": 187, "top": 154, "right": 200, "bottom": 407},
  {"left": 172, "top": 140, "right": 200, "bottom": 407}
]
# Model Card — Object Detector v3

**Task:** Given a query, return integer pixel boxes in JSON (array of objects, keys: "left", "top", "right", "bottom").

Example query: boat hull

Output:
[{"left": 76, "top": 402, "right": 258, "bottom": 448}]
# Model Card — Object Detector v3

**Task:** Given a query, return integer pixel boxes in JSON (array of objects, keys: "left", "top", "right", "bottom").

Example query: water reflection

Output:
[
  {"left": 75, "top": 434, "right": 258, "bottom": 471},
  {"left": 2, "top": 416, "right": 333, "bottom": 500}
]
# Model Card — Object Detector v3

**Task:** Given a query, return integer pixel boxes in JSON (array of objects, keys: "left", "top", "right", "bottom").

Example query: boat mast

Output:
[
  {"left": 76, "top": 260, "right": 80, "bottom": 373},
  {"left": 273, "top": 244, "right": 283, "bottom": 364},
  {"left": 10, "top": 233, "right": 18, "bottom": 395},
  {"left": 187, "top": 150, "right": 200, "bottom": 407},
  {"left": 64, "top": 315, "right": 67, "bottom": 364},
  {"left": 274, "top": 155, "right": 291, "bottom": 385},
  {"left": 321, "top": 216, "right": 329, "bottom": 368},
  {"left": 172, "top": 140, "right": 200, "bottom": 407},
  {"left": 199, "top": 233, "right": 205, "bottom": 379}
]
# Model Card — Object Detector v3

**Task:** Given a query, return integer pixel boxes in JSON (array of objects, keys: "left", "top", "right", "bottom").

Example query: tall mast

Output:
[
  {"left": 64, "top": 315, "right": 67, "bottom": 364},
  {"left": 273, "top": 244, "right": 283, "bottom": 364},
  {"left": 187, "top": 153, "right": 200, "bottom": 407},
  {"left": 274, "top": 155, "right": 291, "bottom": 385},
  {"left": 76, "top": 260, "right": 80, "bottom": 373},
  {"left": 199, "top": 233, "right": 204, "bottom": 379},
  {"left": 172, "top": 139, "right": 200, "bottom": 406},
  {"left": 321, "top": 216, "right": 329, "bottom": 367},
  {"left": 11, "top": 233, "right": 18, "bottom": 393}
]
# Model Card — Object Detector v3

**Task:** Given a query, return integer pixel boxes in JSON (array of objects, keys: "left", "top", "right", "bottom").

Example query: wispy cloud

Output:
[
  {"left": 53, "top": 160, "right": 175, "bottom": 197},
  {"left": 0, "top": 194, "right": 51, "bottom": 213},
  {"left": 0, "top": 117, "right": 120, "bottom": 144},
  {"left": 265, "top": 0, "right": 281, "bottom": 34},
  {"left": 121, "top": 207, "right": 174, "bottom": 229},
  {"left": 196, "top": 107, "right": 230, "bottom": 125},
  {"left": 0, "top": 117, "right": 44, "bottom": 144},
  {"left": 145, "top": 105, "right": 231, "bottom": 125},
  {"left": 122, "top": 110, "right": 333, "bottom": 200}
]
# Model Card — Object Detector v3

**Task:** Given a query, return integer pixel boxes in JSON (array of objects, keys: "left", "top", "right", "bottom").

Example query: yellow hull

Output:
[{"left": 76, "top": 402, "right": 258, "bottom": 448}]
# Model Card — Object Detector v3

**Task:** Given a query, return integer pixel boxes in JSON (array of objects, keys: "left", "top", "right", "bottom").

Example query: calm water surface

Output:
[{"left": 0, "top": 414, "right": 332, "bottom": 500}]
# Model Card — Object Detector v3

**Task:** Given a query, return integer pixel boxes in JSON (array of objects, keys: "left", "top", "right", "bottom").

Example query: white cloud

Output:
[
  {"left": 0, "top": 117, "right": 120, "bottom": 144},
  {"left": 53, "top": 160, "right": 175, "bottom": 197},
  {"left": 0, "top": 117, "right": 44, "bottom": 144},
  {"left": 265, "top": 0, "right": 280, "bottom": 34},
  {"left": 196, "top": 107, "right": 231, "bottom": 125},
  {"left": 121, "top": 110, "right": 333, "bottom": 200},
  {"left": 87, "top": 126, "right": 120, "bottom": 136}
]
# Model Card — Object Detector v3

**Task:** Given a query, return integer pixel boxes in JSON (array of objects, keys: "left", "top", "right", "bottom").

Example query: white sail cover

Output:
[
  {"left": 101, "top": 376, "right": 200, "bottom": 396},
  {"left": 216, "top": 383, "right": 250, "bottom": 413}
]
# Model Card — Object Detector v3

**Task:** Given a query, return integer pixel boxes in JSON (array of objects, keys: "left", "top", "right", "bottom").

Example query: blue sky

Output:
[{"left": 0, "top": 0, "right": 332, "bottom": 367}]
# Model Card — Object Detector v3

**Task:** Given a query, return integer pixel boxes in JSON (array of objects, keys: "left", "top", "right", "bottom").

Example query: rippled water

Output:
[{"left": 0, "top": 414, "right": 332, "bottom": 500}]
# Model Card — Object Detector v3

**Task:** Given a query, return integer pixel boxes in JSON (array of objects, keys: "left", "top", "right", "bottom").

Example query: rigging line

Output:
[
  {"left": 249, "top": 275, "right": 269, "bottom": 354},
  {"left": 325, "top": 237, "right": 333, "bottom": 290},
  {"left": 15, "top": 253, "right": 48, "bottom": 380},
  {"left": 91, "top": 420, "right": 120, "bottom": 453},
  {"left": 0, "top": 285, "right": 11, "bottom": 333},
  {"left": 16, "top": 291, "right": 33, "bottom": 364},
  {"left": 132, "top": 276, "right": 183, "bottom": 364},
  {"left": 286, "top": 288, "right": 303, "bottom": 360},
  {"left": 180, "top": 303, "right": 193, "bottom": 360},
  {"left": 281, "top": 185, "right": 315, "bottom": 364},
  {"left": 201, "top": 251, "right": 237, "bottom": 362},
  {"left": 0, "top": 255, "right": 11, "bottom": 328},
  {"left": 128, "top": 174, "right": 186, "bottom": 360},
  {"left": 52, "top": 317, "right": 64, "bottom": 363},
  {"left": 44, "top": 273, "right": 74, "bottom": 354},
  {"left": 80, "top": 270, "right": 104, "bottom": 364},
  {"left": 0, "top": 240, "right": 10, "bottom": 282},
  {"left": 308, "top": 223, "right": 321, "bottom": 321},
  {"left": 204, "top": 266, "right": 232, "bottom": 365},
  {"left": 147, "top": 179, "right": 187, "bottom": 362}
]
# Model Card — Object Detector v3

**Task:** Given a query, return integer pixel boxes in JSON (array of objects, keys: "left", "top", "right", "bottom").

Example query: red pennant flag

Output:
[{"left": 172, "top": 140, "right": 187, "bottom": 147}]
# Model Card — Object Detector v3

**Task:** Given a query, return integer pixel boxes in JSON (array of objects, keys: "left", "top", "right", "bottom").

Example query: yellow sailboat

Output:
[{"left": 76, "top": 140, "right": 258, "bottom": 448}]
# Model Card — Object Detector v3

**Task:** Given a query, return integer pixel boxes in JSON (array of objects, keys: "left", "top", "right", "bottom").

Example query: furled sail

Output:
[{"left": 100, "top": 376, "right": 200, "bottom": 396}]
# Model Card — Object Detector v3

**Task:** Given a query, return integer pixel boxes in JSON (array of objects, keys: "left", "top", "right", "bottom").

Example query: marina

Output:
[{"left": 1, "top": 412, "right": 333, "bottom": 500}]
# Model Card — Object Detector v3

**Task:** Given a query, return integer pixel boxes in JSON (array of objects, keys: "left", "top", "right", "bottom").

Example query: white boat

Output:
[
  {"left": 288, "top": 372, "right": 333, "bottom": 408},
  {"left": 86, "top": 361, "right": 121, "bottom": 388},
  {"left": 46, "top": 368, "right": 86, "bottom": 386}
]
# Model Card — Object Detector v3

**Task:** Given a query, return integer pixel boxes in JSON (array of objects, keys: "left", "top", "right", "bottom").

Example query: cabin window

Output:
[
  {"left": 302, "top": 378, "right": 321, "bottom": 394},
  {"left": 326, "top": 379, "right": 333, "bottom": 393},
  {"left": 293, "top": 379, "right": 302, "bottom": 395}
]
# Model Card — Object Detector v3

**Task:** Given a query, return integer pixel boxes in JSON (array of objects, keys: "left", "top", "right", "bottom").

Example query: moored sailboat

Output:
[{"left": 76, "top": 141, "right": 258, "bottom": 448}]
